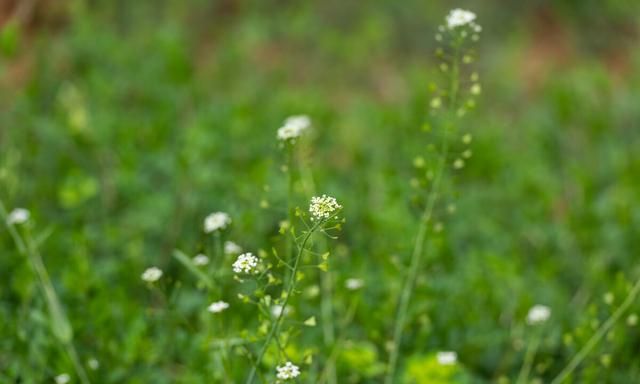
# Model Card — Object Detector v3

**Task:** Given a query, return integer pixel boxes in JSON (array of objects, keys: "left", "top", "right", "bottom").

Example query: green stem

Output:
[
  {"left": 245, "top": 222, "right": 320, "bottom": 384},
  {"left": 320, "top": 269, "right": 336, "bottom": 384},
  {"left": 551, "top": 277, "right": 640, "bottom": 384},
  {"left": 384, "top": 46, "right": 460, "bottom": 384},
  {"left": 0, "top": 201, "right": 90, "bottom": 384},
  {"left": 384, "top": 140, "right": 448, "bottom": 384},
  {"left": 516, "top": 332, "right": 541, "bottom": 384},
  {"left": 300, "top": 155, "right": 337, "bottom": 384}
]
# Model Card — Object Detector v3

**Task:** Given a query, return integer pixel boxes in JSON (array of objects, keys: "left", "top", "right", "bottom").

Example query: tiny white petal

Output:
[
  {"left": 271, "top": 304, "right": 291, "bottom": 318},
  {"left": 224, "top": 241, "right": 243, "bottom": 255},
  {"left": 204, "top": 212, "right": 231, "bottom": 233},
  {"left": 277, "top": 115, "right": 311, "bottom": 141},
  {"left": 141, "top": 266, "right": 163, "bottom": 282},
  {"left": 345, "top": 278, "right": 364, "bottom": 290},
  {"left": 193, "top": 254, "right": 210, "bottom": 266},
  {"left": 208, "top": 300, "right": 230, "bottom": 313},
  {"left": 7, "top": 208, "right": 30, "bottom": 225},
  {"left": 527, "top": 304, "right": 551, "bottom": 325},
  {"left": 437, "top": 351, "right": 458, "bottom": 365},
  {"left": 55, "top": 374, "right": 71, "bottom": 384},
  {"left": 88, "top": 358, "right": 99, "bottom": 370}
]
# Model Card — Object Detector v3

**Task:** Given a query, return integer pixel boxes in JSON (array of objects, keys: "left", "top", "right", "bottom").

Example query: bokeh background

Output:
[{"left": 1, "top": 0, "right": 640, "bottom": 382}]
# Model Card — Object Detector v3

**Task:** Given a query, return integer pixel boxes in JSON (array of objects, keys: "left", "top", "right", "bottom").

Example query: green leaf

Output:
[{"left": 304, "top": 316, "right": 316, "bottom": 327}]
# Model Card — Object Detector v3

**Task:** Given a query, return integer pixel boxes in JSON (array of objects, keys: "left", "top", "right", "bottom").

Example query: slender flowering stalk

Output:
[
  {"left": 298, "top": 148, "right": 340, "bottom": 384},
  {"left": 385, "top": 10, "right": 481, "bottom": 383},
  {"left": 0, "top": 201, "right": 91, "bottom": 384},
  {"left": 245, "top": 222, "right": 319, "bottom": 383},
  {"left": 517, "top": 306, "right": 550, "bottom": 384},
  {"left": 245, "top": 198, "right": 341, "bottom": 383},
  {"left": 551, "top": 278, "right": 640, "bottom": 384}
]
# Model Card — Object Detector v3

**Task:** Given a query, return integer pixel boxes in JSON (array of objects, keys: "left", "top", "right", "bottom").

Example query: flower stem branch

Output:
[
  {"left": 551, "top": 277, "right": 640, "bottom": 384},
  {"left": 245, "top": 221, "right": 321, "bottom": 384}
]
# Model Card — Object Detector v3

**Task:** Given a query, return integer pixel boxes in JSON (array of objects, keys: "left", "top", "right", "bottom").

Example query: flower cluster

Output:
[
  {"left": 208, "top": 300, "right": 230, "bottom": 313},
  {"left": 224, "top": 240, "right": 242, "bottom": 255},
  {"left": 232, "top": 252, "right": 259, "bottom": 274},
  {"left": 7, "top": 208, "right": 30, "bottom": 225},
  {"left": 309, "top": 195, "right": 342, "bottom": 221},
  {"left": 526, "top": 304, "right": 551, "bottom": 325},
  {"left": 193, "top": 254, "right": 210, "bottom": 266},
  {"left": 55, "top": 374, "right": 70, "bottom": 384},
  {"left": 436, "top": 351, "right": 458, "bottom": 365},
  {"left": 445, "top": 9, "right": 476, "bottom": 29},
  {"left": 276, "top": 361, "right": 301, "bottom": 380},
  {"left": 277, "top": 115, "right": 311, "bottom": 142},
  {"left": 141, "top": 266, "right": 163, "bottom": 282},
  {"left": 204, "top": 212, "right": 231, "bottom": 233},
  {"left": 345, "top": 278, "right": 364, "bottom": 290}
]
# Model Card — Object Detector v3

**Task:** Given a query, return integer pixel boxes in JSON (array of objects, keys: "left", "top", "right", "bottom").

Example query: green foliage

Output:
[
  {"left": 403, "top": 354, "right": 469, "bottom": 384},
  {"left": 1, "top": 1, "right": 640, "bottom": 383}
]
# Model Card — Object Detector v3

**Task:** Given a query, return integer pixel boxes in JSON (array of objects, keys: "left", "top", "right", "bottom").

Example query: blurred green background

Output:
[{"left": 1, "top": 0, "right": 640, "bottom": 382}]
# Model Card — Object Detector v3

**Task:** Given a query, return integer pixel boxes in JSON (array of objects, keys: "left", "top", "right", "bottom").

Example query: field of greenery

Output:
[{"left": 2, "top": 1, "right": 640, "bottom": 383}]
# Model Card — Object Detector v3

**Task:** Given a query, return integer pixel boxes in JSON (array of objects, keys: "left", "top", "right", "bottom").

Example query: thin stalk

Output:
[
  {"left": 384, "top": 45, "right": 460, "bottom": 384},
  {"left": 320, "top": 269, "right": 336, "bottom": 383},
  {"left": 245, "top": 222, "right": 320, "bottom": 384},
  {"left": 551, "top": 277, "right": 640, "bottom": 384},
  {"left": 301, "top": 157, "right": 337, "bottom": 384},
  {"left": 384, "top": 140, "right": 448, "bottom": 384},
  {"left": 0, "top": 201, "right": 90, "bottom": 384},
  {"left": 516, "top": 332, "right": 541, "bottom": 384}
]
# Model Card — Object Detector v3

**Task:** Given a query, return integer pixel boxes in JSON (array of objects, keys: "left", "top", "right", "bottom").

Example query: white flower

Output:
[
  {"left": 527, "top": 304, "right": 551, "bottom": 325},
  {"left": 345, "top": 278, "right": 364, "bottom": 290},
  {"left": 55, "top": 374, "right": 70, "bottom": 384},
  {"left": 208, "top": 300, "right": 230, "bottom": 313},
  {"left": 7, "top": 208, "right": 30, "bottom": 225},
  {"left": 276, "top": 361, "right": 301, "bottom": 380},
  {"left": 446, "top": 9, "right": 476, "bottom": 29},
  {"left": 141, "top": 266, "right": 163, "bottom": 282},
  {"left": 232, "top": 252, "right": 259, "bottom": 274},
  {"left": 204, "top": 212, "right": 231, "bottom": 233},
  {"left": 436, "top": 351, "right": 458, "bottom": 365},
  {"left": 193, "top": 254, "right": 210, "bottom": 266},
  {"left": 87, "top": 358, "right": 99, "bottom": 370},
  {"left": 271, "top": 304, "right": 291, "bottom": 318},
  {"left": 277, "top": 115, "right": 311, "bottom": 141},
  {"left": 309, "top": 195, "right": 342, "bottom": 221},
  {"left": 224, "top": 241, "right": 243, "bottom": 255}
]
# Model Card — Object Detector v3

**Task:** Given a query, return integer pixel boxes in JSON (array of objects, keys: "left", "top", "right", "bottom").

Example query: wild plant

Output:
[
  {"left": 385, "top": 8, "right": 482, "bottom": 384},
  {"left": 0, "top": 203, "right": 91, "bottom": 383},
  {"left": 164, "top": 115, "right": 344, "bottom": 383}
]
